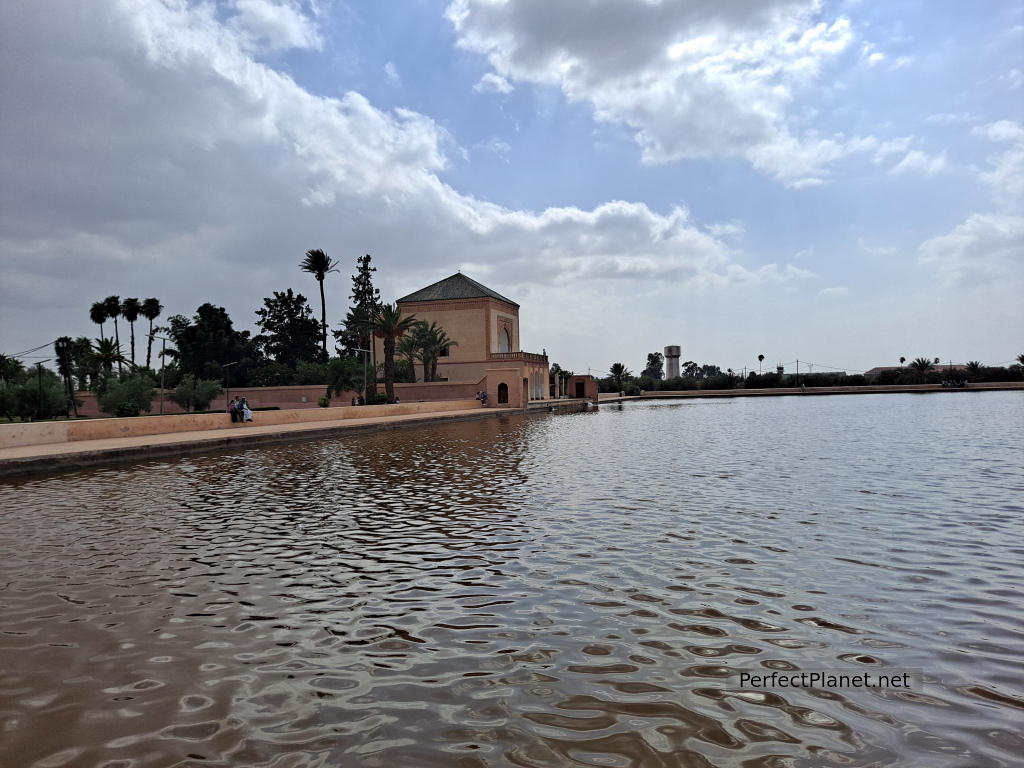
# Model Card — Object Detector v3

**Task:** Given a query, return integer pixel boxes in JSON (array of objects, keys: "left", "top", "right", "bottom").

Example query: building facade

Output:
[{"left": 375, "top": 273, "right": 550, "bottom": 402}]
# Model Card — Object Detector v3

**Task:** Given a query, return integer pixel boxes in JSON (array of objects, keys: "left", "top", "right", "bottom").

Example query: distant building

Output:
[
  {"left": 375, "top": 273, "right": 550, "bottom": 402},
  {"left": 664, "top": 346, "right": 680, "bottom": 379}
]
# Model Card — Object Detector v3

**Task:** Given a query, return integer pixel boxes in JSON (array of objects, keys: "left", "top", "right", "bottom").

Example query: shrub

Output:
[
  {"left": 370, "top": 393, "right": 389, "bottom": 405},
  {"left": 248, "top": 363, "right": 296, "bottom": 387},
  {"left": 169, "top": 374, "right": 223, "bottom": 412},
  {"left": 99, "top": 372, "right": 155, "bottom": 417},
  {"left": 295, "top": 361, "right": 328, "bottom": 385},
  {"left": 317, "top": 396, "right": 331, "bottom": 408}
]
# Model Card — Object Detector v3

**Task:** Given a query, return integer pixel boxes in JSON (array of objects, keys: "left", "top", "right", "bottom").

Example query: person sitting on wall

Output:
[
  {"left": 475, "top": 391, "right": 481, "bottom": 400},
  {"left": 240, "top": 397, "right": 253, "bottom": 422},
  {"left": 228, "top": 398, "right": 240, "bottom": 422},
  {"left": 480, "top": 390, "right": 487, "bottom": 405}
]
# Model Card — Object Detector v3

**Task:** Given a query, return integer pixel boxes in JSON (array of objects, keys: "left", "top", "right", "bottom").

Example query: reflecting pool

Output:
[{"left": 2, "top": 392, "right": 1022, "bottom": 767}]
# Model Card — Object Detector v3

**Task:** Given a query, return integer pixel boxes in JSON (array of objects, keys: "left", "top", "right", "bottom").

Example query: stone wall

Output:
[{"left": 1, "top": 400, "right": 484, "bottom": 449}]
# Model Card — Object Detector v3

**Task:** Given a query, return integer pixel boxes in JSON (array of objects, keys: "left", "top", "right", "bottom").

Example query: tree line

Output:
[
  {"left": 599, "top": 353, "right": 1024, "bottom": 394},
  {"left": 1, "top": 253, "right": 458, "bottom": 420}
]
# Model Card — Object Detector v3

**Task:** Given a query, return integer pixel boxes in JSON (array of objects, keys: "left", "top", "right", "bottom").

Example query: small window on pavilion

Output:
[
  {"left": 499, "top": 328, "right": 510, "bottom": 353},
  {"left": 439, "top": 345, "right": 450, "bottom": 357}
]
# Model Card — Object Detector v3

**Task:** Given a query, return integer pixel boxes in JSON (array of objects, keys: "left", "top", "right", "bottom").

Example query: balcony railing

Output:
[{"left": 488, "top": 351, "right": 548, "bottom": 363}]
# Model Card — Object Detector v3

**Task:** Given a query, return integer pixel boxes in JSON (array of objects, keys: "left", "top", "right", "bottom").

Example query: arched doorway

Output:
[
  {"left": 498, "top": 383, "right": 509, "bottom": 403},
  {"left": 499, "top": 328, "right": 510, "bottom": 353}
]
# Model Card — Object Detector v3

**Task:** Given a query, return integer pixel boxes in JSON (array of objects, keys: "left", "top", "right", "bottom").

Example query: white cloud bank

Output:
[
  {"left": 0, "top": 0, "right": 808, "bottom": 357},
  {"left": 448, "top": 0, "right": 876, "bottom": 186}
]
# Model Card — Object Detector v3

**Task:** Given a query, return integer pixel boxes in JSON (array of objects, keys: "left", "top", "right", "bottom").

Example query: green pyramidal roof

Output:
[{"left": 396, "top": 273, "right": 518, "bottom": 307}]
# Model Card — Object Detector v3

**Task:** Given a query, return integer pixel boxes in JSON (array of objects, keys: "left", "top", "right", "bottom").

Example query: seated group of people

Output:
[
  {"left": 474, "top": 390, "right": 488, "bottom": 404},
  {"left": 228, "top": 397, "right": 252, "bottom": 422}
]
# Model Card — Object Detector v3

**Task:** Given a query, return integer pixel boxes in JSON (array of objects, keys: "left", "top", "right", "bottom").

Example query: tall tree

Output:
[
  {"left": 758, "top": 354, "right": 765, "bottom": 375},
  {"left": 53, "top": 337, "right": 79, "bottom": 416},
  {"left": 121, "top": 298, "right": 142, "bottom": 365},
  {"left": 357, "top": 303, "right": 418, "bottom": 403},
  {"left": 90, "top": 302, "right": 108, "bottom": 342},
  {"left": 72, "top": 337, "right": 97, "bottom": 390},
  {"left": 165, "top": 303, "right": 258, "bottom": 383},
  {"left": 609, "top": 363, "right": 631, "bottom": 391},
  {"left": 254, "top": 289, "right": 324, "bottom": 368},
  {"left": 642, "top": 352, "right": 664, "bottom": 380},
  {"left": 300, "top": 249, "right": 339, "bottom": 356},
  {"left": 102, "top": 295, "right": 123, "bottom": 373},
  {"left": 141, "top": 298, "right": 164, "bottom": 368},
  {"left": 337, "top": 254, "right": 382, "bottom": 393}
]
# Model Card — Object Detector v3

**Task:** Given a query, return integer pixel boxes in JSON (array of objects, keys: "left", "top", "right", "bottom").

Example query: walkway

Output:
[{"left": 0, "top": 406, "right": 516, "bottom": 479}]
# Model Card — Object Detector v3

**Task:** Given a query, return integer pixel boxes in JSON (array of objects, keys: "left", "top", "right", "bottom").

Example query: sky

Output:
[{"left": 1, "top": 0, "right": 1022, "bottom": 377}]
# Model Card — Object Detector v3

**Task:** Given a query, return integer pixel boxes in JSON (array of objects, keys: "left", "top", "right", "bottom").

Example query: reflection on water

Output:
[{"left": 1, "top": 393, "right": 1022, "bottom": 767}]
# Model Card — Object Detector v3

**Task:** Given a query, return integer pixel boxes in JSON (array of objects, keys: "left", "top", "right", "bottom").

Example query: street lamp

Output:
[
  {"left": 149, "top": 334, "right": 170, "bottom": 414},
  {"left": 223, "top": 361, "right": 239, "bottom": 410}
]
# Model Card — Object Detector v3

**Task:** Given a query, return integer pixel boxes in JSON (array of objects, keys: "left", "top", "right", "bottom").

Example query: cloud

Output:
[
  {"left": 973, "top": 120, "right": 1024, "bottom": 205},
  {"left": 889, "top": 149, "right": 947, "bottom": 176},
  {"left": 1, "top": 0, "right": 810, "bottom": 355},
  {"left": 918, "top": 214, "right": 1024, "bottom": 286},
  {"left": 473, "top": 72, "right": 514, "bottom": 94},
  {"left": 384, "top": 61, "right": 400, "bottom": 84},
  {"left": 447, "top": 0, "right": 869, "bottom": 186},
  {"left": 818, "top": 286, "right": 848, "bottom": 297},
  {"left": 227, "top": 0, "right": 323, "bottom": 52}
]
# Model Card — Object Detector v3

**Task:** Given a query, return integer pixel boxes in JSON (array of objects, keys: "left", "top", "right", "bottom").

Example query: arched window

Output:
[
  {"left": 498, "top": 383, "right": 509, "bottom": 403},
  {"left": 499, "top": 328, "right": 510, "bottom": 354}
]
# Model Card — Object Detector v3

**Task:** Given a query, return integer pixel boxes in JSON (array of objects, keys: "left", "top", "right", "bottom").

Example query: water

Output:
[{"left": 1, "top": 392, "right": 1022, "bottom": 767}]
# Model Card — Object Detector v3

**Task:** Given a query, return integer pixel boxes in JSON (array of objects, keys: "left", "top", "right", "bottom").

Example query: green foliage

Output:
[
  {"left": 168, "top": 375, "right": 223, "bottom": 412},
  {"left": 166, "top": 303, "right": 259, "bottom": 385},
  {"left": 254, "top": 288, "right": 324, "bottom": 368},
  {"left": 0, "top": 354, "right": 27, "bottom": 384},
  {"left": 98, "top": 372, "right": 155, "bottom": 418},
  {"left": 0, "top": 369, "right": 67, "bottom": 421},
  {"left": 317, "top": 396, "right": 331, "bottom": 408},
  {"left": 335, "top": 254, "right": 381, "bottom": 358},
  {"left": 642, "top": 352, "right": 664, "bottom": 380},
  {"left": 369, "top": 393, "right": 389, "bottom": 405},
  {"left": 248, "top": 363, "right": 297, "bottom": 387},
  {"left": 608, "top": 363, "right": 631, "bottom": 391},
  {"left": 294, "top": 360, "right": 328, "bottom": 385},
  {"left": 325, "top": 355, "right": 364, "bottom": 398}
]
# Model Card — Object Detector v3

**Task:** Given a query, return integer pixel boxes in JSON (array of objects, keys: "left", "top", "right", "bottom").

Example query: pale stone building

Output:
[{"left": 375, "top": 273, "right": 549, "bottom": 403}]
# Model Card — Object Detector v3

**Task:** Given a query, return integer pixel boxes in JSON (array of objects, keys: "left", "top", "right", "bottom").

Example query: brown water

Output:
[{"left": 1, "top": 392, "right": 1022, "bottom": 768}]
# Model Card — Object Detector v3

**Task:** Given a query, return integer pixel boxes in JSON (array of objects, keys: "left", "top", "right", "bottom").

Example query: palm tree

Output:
[
  {"left": 300, "top": 249, "right": 339, "bottom": 356},
  {"left": 72, "top": 337, "right": 96, "bottom": 390},
  {"left": 907, "top": 357, "right": 934, "bottom": 383},
  {"left": 90, "top": 302, "right": 108, "bottom": 341},
  {"left": 965, "top": 361, "right": 983, "bottom": 380},
  {"left": 1016, "top": 353, "right": 1024, "bottom": 367},
  {"left": 141, "top": 298, "right": 164, "bottom": 368},
  {"left": 609, "top": 363, "right": 631, "bottom": 392},
  {"left": 121, "top": 298, "right": 142, "bottom": 366},
  {"left": 397, "top": 330, "right": 423, "bottom": 383},
  {"left": 899, "top": 357, "right": 906, "bottom": 367},
  {"left": 53, "top": 337, "right": 79, "bottom": 416},
  {"left": 758, "top": 354, "right": 765, "bottom": 375},
  {"left": 360, "top": 303, "right": 419, "bottom": 403},
  {"left": 90, "top": 337, "right": 125, "bottom": 372},
  {"left": 413, "top": 321, "right": 459, "bottom": 382},
  {"left": 102, "top": 295, "right": 123, "bottom": 373}
]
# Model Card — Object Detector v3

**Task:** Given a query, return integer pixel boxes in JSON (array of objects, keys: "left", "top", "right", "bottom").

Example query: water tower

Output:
[{"left": 664, "top": 345, "right": 681, "bottom": 379}]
